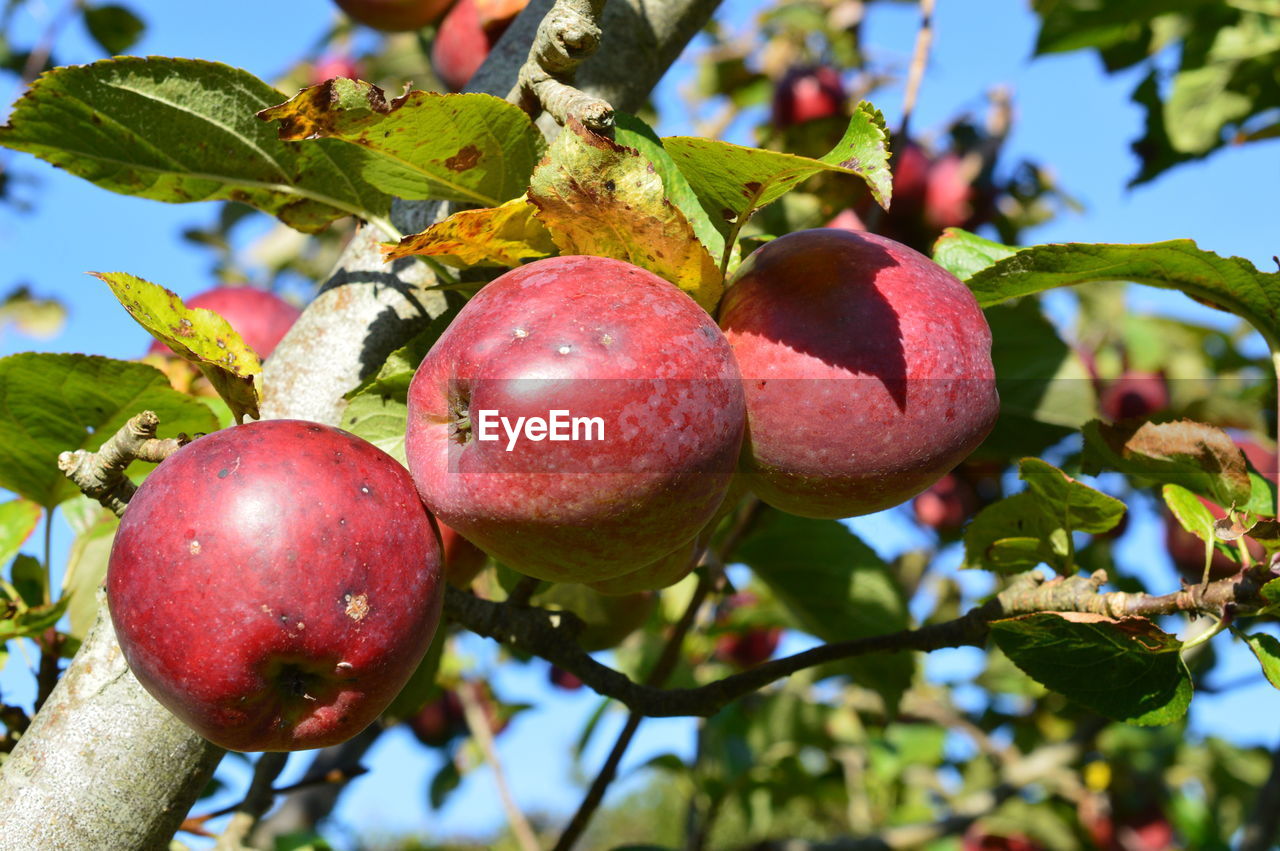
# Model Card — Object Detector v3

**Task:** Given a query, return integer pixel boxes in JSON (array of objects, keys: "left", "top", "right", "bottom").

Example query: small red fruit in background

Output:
[
  {"left": 310, "top": 54, "right": 364, "bottom": 85},
  {"left": 431, "top": 0, "right": 528, "bottom": 91},
  {"left": 147, "top": 286, "right": 301, "bottom": 362},
  {"left": 333, "top": 0, "right": 453, "bottom": 31},
  {"left": 771, "top": 65, "right": 845, "bottom": 127},
  {"left": 548, "top": 665, "right": 584, "bottom": 691},
  {"left": 715, "top": 627, "right": 782, "bottom": 669},
  {"left": 720, "top": 228, "right": 999, "bottom": 519},
  {"left": 1098, "top": 371, "right": 1169, "bottom": 422},
  {"left": 107, "top": 420, "right": 444, "bottom": 752},
  {"left": 913, "top": 473, "right": 980, "bottom": 533},
  {"left": 408, "top": 682, "right": 507, "bottom": 747}
]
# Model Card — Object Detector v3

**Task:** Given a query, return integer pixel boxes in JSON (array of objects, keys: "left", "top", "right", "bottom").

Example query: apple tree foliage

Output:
[{"left": 0, "top": 1, "right": 1279, "bottom": 849}]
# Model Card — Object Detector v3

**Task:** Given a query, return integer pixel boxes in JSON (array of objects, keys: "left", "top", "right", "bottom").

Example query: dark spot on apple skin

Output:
[
  {"left": 603, "top": 179, "right": 616, "bottom": 192},
  {"left": 218, "top": 468, "right": 230, "bottom": 479}
]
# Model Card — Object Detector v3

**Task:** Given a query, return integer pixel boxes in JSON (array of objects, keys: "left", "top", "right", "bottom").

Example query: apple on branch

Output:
[
  {"left": 404, "top": 255, "right": 745, "bottom": 584},
  {"left": 719, "top": 228, "right": 999, "bottom": 519},
  {"left": 107, "top": 420, "right": 444, "bottom": 752}
]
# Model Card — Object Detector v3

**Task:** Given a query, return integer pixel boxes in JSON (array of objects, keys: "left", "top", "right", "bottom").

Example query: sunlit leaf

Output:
[
  {"left": 94, "top": 272, "right": 261, "bottom": 423},
  {"left": 0, "top": 58, "right": 389, "bottom": 232}
]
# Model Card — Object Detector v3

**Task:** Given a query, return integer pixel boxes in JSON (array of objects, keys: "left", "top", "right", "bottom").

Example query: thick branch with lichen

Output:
[{"left": 445, "top": 567, "right": 1274, "bottom": 721}]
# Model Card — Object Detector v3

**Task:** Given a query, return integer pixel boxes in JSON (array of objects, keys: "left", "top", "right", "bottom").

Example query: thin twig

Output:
[
  {"left": 552, "top": 569, "right": 721, "bottom": 851},
  {"left": 897, "top": 0, "right": 935, "bottom": 141},
  {"left": 447, "top": 567, "right": 1272, "bottom": 721},
  {"left": 457, "top": 681, "right": 541, "bottom": 851},
  {"left": 214, "top": 752, "right": 289, "bottom": 851},
  {"left": 58, "top": 411, "right": 189, "bottom": 517}
]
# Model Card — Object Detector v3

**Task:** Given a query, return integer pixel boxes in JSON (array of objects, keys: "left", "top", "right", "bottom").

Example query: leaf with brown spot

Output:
[
  {"left": 528, "top": 119, "right": 722, "bottom": 312},
  {"left": 385, "top": 195, "right": 556, "bottom": 267},
  {"left": 1083, "top": 419, "right": 1258, "bottom": 511},
  {"left": 661, "top": 101, "right": 892, "bottom": 246},
  {"left": 93, "top": 273, "right": 261, "bottom": 423},
  {"left": 258, "top": 79, "right": 545, "bottom": 207},
  {"left": 0, "top": 58, "right": 389, "bottom": 233}
]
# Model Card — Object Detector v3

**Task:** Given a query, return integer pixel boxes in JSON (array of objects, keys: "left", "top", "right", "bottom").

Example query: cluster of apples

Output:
[
  {"left": 106, "top": 228, "right": 998, "bottom": 752},
  {"left": 329, "top": 0, "right": 527, "bottom": 92}
]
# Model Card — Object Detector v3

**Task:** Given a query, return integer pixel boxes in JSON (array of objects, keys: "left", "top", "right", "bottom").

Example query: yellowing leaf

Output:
[
  {"left": 93, "top": 273, "right": 261, "bottom": 423},
  {"left": 528, "top": 119, "right": 722, "bottom": 312},
  {"left": 385, "top": 196, "right": 556, "bottom": 267}
]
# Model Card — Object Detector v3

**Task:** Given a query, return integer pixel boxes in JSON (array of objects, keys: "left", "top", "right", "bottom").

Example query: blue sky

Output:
[{"left": 2, "top": 0, "right": 1280, "bottom": 847}]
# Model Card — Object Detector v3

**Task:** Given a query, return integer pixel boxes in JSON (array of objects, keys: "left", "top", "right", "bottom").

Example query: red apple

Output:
[
  {"left": 548, "top": 665, "right": 584, "bottom": 691},
  {"left": 962, "top": 827, "right": 1044, "bottom": 851},
  {"left": 715, "top": 626, "right": 781, "bottom": 669},
  {"left": 1099, "top": 371, "right": 1169, "bottom": 422},
  {"left": 404, "top": 255, "right": 745, "bottom": 583},
  {"left": 147, "top": 286, "right": 302, "bottom": 362},
  {"left": 430, "top": 0, "right": 527, "bottom": 92},
  {"left": 439, "top": 520, "right": 488, "bottom": 589},
  {"left": 923, "top": 151, "right": 975, "bottom": 230},
  {"left": 719, "top": 229, "right": 999, "bottom": 518},
  {"left": 913, "top": 473, "right": 979, "bottom": 533},
  {"left": 107, "top": 420, "right": 444, "bottom": 752},
  {"left": 587, "top": 535, "right": 700, "bottom": 595},
  {"left": 333, "top": 0, "right": 453, "bottom": 31},
  {"left": 826, "top": 208, "right": 867, "bottom": 232},
  {"left": 771, "top": 65, "right": 845, "bottom": 127}
]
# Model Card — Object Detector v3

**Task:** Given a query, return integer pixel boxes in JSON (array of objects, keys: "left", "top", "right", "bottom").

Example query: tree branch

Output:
[
  {"left": 447, "top": 567, "right": 1273, "bottom": 721},
  {"left": 56, "top": 410, "right": 188, "bottom": 517},
  {"left": 516, "top": 0, "right": 613, "bottom": 129},
  {"left": 214, "top": 752, "right": 289, "bottom": 851},
  {"left": 457, "top": 681, "right": 540, "bottom": 851}
]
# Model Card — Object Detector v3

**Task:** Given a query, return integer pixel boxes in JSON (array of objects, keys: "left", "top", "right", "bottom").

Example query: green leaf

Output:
[
  {"left": 0, "top": 353, "right": 219, "bottom": 507},
  {"left": 613, "top": 112, "right": 725, "bottom": 261},
  {"left": 662, "top": 101, "right": 892, "bottom": 229},
  {"left": 340, "top": 393, "right": 408, "bottom": 467},
  {"left": 83, "top": 4, "right": 145, "bottom": 55},
  {"left": 95, "top": 272, "right": 262, "bottom": 423},
  {"left": 1163, "top": 483, "right": 1221, "bottom": 573},
  {"left": 1243, "top": 631, "right": 1280, "bottom": 691},
  {"left": 964, "top": 492, "right": 1063, "bottom": 573},
  {"left": 64, "top": 516, "right": 117, "bottom": 639},
  {"left": 0, "top": 499, "right": 42, "bottom": 569},
  {"left": 981, "top": 300, "right": 1097, "bottom": 457},
  {"left": 528, "top": 119, "right": 723, "bottom": 312},
  {"left": 1262, "top": 577, "right": 1280, "bottom": 606},
  {"left": 0, "top": 594, "right": 69, "bottom": 640},
  {"left": 964, "top": 461, "right": 1124, "bottom": 573},
  {"left": 733, "top": 509, "right": 913, "bottom": 711},
  {"left": 965, "top": 240, "right": 1280, "bottom": 352},
  {"left": 991, "top": 612, "right": 1192, "bottom": 725},
  {"left": 1019, "top": 457, "right": 1127, "bottom": 533},
  {"left": 428, "top": 759, "right": 462, "bottom": 810},
  {"left": 932, "top": 227, "right": 1018, "bottom": 281},
  {"left": 258, "top": 80, "right": 545, "bottom": 208},
  {"left": 0, "top": 58, "right": 390, "bottom": 232},
  {"left": 1082, "top": 419, "right": 1258, "bottom": 511},
  {"left": 10, "top": 554, "right": 45, "bottom": 607}
]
